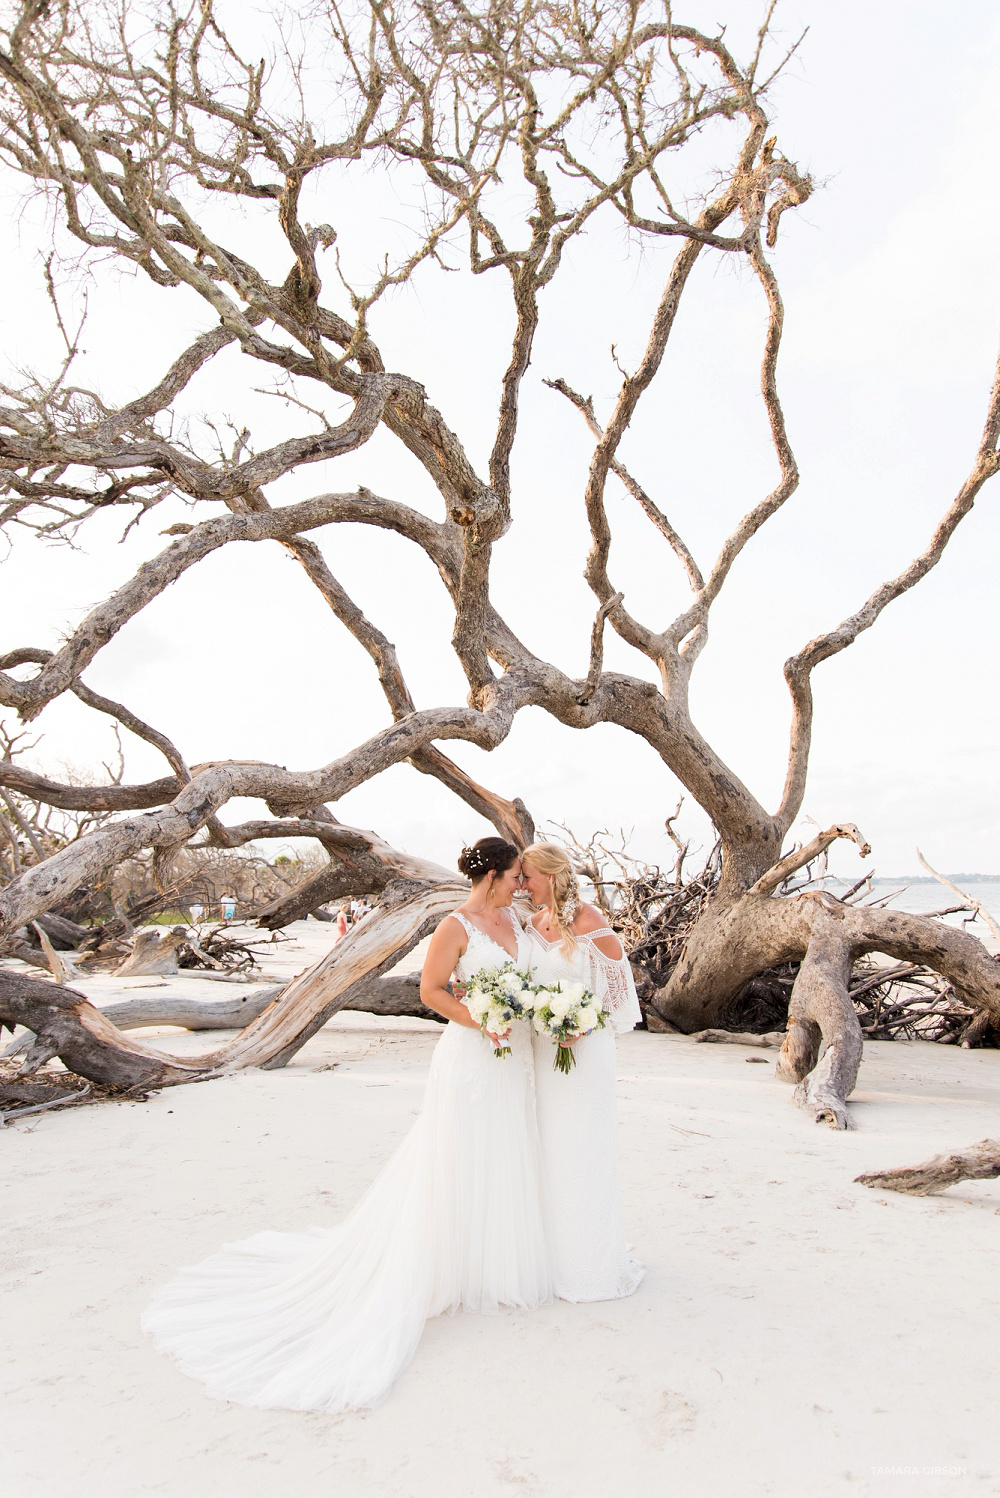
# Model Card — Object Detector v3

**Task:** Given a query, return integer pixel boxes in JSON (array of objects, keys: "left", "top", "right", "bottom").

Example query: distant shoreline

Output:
[{"left": 831, "top": 874, "right": 1000, "bottom": 884}]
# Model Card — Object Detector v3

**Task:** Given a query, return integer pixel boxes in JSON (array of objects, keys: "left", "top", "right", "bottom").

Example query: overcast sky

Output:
[{"left": 2, "top": 0, "right": 999, "bottom": 880}]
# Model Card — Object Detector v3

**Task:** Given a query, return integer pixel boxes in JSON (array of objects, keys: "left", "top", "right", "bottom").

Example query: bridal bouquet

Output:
[
  {"left": 463, "top": 963, "right": 537, "bottom": 1058},
  {"left": 530, "top": 979, "right": 606, "bottom": 1074}
]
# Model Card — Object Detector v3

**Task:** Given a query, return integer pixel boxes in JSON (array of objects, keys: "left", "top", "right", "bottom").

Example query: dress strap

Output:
[
  {"left": 449, "top": 910, "right": 476, "bottom": 941},
  {"left": 449, "top": 906, "right": 521, "bottom": 961},
  {"left": 580, "top": 926, "right": 626, "bottom": 965},
  {"left": 505, "top": 905, "right": 527, "bottom": 938}
]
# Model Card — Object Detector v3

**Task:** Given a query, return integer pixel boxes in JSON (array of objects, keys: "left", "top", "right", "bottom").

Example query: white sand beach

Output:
[{"left": 2, "top": 922, "right": 999, "bottom": 1498}]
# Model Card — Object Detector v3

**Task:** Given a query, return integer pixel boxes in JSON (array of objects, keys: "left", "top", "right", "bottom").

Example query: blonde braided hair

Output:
[{"left": 522, "top": 842, "right": 581, "bottom": 957}]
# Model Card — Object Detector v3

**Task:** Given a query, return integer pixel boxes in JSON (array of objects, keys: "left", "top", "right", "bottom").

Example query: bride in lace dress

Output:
[
  {"left": 519, "top": 843, "right": 645, "bottom": 1303},
  {"left": 142, "top": 837, "right": 551, "bottom": 1412}
]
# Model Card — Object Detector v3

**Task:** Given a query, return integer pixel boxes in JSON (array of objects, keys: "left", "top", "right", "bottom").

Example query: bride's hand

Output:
[
  {"left": 451, "top": 981, "right": 468, "bottom": 1001},
  {"left": 486, "top": 1027, "right": 509, "bottom": 1049}
]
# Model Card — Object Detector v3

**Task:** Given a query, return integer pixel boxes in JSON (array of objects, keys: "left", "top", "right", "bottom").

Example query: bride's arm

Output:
[
  {"left": 419, "top": 917, "right": 480, "bottom": 1030},
  {"left": 575, "top": 904, "right": 643, "bottom": 1034}
]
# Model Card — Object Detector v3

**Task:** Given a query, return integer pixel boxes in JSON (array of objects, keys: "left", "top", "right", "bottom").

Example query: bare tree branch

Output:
[
  {"left": 751, "top": 824, "right": 871, "bottom": 898},
  {"left": 777, "top": 342, "right": 1000, "bottom": 832},
  {"left": 0, "top": 2, "right": 997, "bottom": 1129},
  {"left": 915, "top": 849, "right": 1000, "bottom": 945}
]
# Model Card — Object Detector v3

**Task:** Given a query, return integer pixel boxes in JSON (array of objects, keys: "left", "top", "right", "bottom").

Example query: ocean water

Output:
[
  {"left": 572, "top": 875, "right": 1000, "bottom": 948},
  {"left": 825, "top": 878, "right": 1000, "bottom": 939}
]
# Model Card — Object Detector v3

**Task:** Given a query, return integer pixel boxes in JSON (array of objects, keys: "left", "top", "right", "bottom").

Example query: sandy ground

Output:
[{"left": 2, "top": 922, "right": 999, "bottom": 1498}]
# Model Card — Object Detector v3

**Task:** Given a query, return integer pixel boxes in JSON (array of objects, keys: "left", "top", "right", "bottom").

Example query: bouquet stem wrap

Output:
[{"left": 530, "top": 979, "right": 607, "bottom": 1073}]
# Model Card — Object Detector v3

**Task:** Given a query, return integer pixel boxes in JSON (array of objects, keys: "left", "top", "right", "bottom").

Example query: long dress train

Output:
[
  {"left": 141, "top": 907, "right": 551, "bottom": 1412},
  {"left": 525, "top": 919, "right": 645, "bottom": 1303}
]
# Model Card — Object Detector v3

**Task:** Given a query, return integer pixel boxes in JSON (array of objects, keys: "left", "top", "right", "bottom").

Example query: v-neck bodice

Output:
[{"left": 451, "top": 907, "right": 526, "bottom": 977}]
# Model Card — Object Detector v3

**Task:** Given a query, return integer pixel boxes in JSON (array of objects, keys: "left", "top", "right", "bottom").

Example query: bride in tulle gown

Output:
[
  {"left": 519, "top": 843, "right": 645, "bottom": 1303},
  {"left": 142, "top": 836, "right": 551, "bottom": 1413}
]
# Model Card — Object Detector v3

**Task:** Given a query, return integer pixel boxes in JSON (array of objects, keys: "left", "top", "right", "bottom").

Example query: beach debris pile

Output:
[{"left": 560, "top": 823, "right": 1000, "bottom": 1048}]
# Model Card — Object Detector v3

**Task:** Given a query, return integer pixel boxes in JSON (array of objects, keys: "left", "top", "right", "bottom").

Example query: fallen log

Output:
[
  {"left": 0, "top": 970, "right": 202, "bottom": 1089},
  {"left": 33, "top": 912, "right": 92, "bottom": 950},
  {"left": 689, "top": 1028, "right": 786, "bottom": 1048},
  {"left": 855, "top": 1138, "right": 1000, "bottom": 1196},
  {"left": 352, "top": 972, "right": 441, "bottom": 1020},
  {"left": 89, "top": 973, "right": 436, "bottom": 1032},
  {"left": 0, "top": 878, "right": 464, "bottom": 1089},
  {"left": 1, "top": 1083, "right": 91, "bottom": 1126},
  {"left": 1, "top": 938, "right": 50, "bottom": 971},
  {"left": 2, "top": 962, "right": 441, "bottom": 1064},
  {"left": 97, "top": 989, "right": 279, "bottom": 1031}
]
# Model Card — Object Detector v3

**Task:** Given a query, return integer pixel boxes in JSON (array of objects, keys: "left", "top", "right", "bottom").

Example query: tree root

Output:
[
  {"left": 652, "top": 878, "right": 1000, "bottom": 1130},
  {"left": 856, "top": 1139, "right": 1000, "bottom": 1195},
  {"left": 775, "top": 908, "right": 861, "bottom": 1130}
]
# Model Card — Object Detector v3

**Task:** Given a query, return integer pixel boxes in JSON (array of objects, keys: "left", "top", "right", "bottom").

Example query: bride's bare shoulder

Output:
[
  {"left": 575, "top": 903, "right": 624, "bottom": 958},
  {"left": 431, "top": 911, "right": 468, "bottom": 946}
]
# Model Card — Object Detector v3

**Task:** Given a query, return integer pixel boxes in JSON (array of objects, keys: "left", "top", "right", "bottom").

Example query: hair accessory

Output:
[
  {"left": 459, "top": 836, "right": 516, "bottom": 880},
  {"left": 558, "top": 879, "right": 580, "bottom": 925},
  {"left": 460, "top": 845, "right": 487, "bottom": 873}
]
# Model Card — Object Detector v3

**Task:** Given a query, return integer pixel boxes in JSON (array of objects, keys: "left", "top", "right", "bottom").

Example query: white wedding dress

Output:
[
  {"left": 142, "top": 906, "right": 551, "bottom": 1412},
  {"left": 524, "top": 918, "right": 645, "bottom": 1303}
]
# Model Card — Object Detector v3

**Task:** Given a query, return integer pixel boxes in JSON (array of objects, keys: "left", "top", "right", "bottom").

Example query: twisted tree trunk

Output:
[
  {"left": 651, "top": 866, "right": 1000, "bottom": 1129},
  {"left": 774, "top": 907, "right": 860, "bottom": 1131},
  {"left": 0, "top": 4, "right": 997, "bottom": 1140}
]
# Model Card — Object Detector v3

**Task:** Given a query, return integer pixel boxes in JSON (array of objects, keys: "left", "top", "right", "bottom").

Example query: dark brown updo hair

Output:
[{"left": 457, "top": 836, "right": 519, "bottom": 883}]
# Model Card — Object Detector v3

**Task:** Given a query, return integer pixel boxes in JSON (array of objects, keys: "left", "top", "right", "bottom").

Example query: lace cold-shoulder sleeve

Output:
[{"left": 580, "top": 927, "right": 643, "bottom": 1035}]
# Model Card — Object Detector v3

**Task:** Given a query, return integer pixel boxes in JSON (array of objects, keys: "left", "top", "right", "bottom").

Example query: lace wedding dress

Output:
[
  {"left": 142, "top": 906, "right": 551, "bottom": 1412},
  {"left": 524, "top": 918, "right": 645, "bottom": 1303}
]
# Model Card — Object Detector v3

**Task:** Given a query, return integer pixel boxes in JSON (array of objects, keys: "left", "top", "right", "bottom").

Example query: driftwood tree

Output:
[{"left": 1, "top": 0, "right": 999, "bottom": 1126}]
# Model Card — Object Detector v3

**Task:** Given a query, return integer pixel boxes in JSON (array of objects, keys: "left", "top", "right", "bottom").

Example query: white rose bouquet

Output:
[
  {"left": 463, "top": 963, "right": 537, "bottom": 1058},
  {"left": 530, "top": 979, "right": 606, "bottom": 1074}
]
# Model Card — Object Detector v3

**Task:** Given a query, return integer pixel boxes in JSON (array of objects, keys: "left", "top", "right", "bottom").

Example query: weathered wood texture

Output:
[
  {"left": 95, "top": 972, "right": 436, "bottom": 1029},
  {"left": 0, "top": 880, "right": 463, "bottom": 1088},
  {"left": 774, "top": 906, "right": 861, "bottom": 1130},
  {"left": 856, "top": 1139, "right": 1000, "bottom": 1196},
  {"left": 690, "top": 1029, "right": 786, "bottom": 1048},
  {"left": 651, "top": 845, "right": 1000, "bottom": 1128},
  {"left": 113, "top": 928, "right": 185, "bottom": 976},
  {"left": 0, "top": 6, "right": 997, "bottom": 1127},
  {"left": 2, "top": 971, "right": 439, "bottom": 1060}
]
